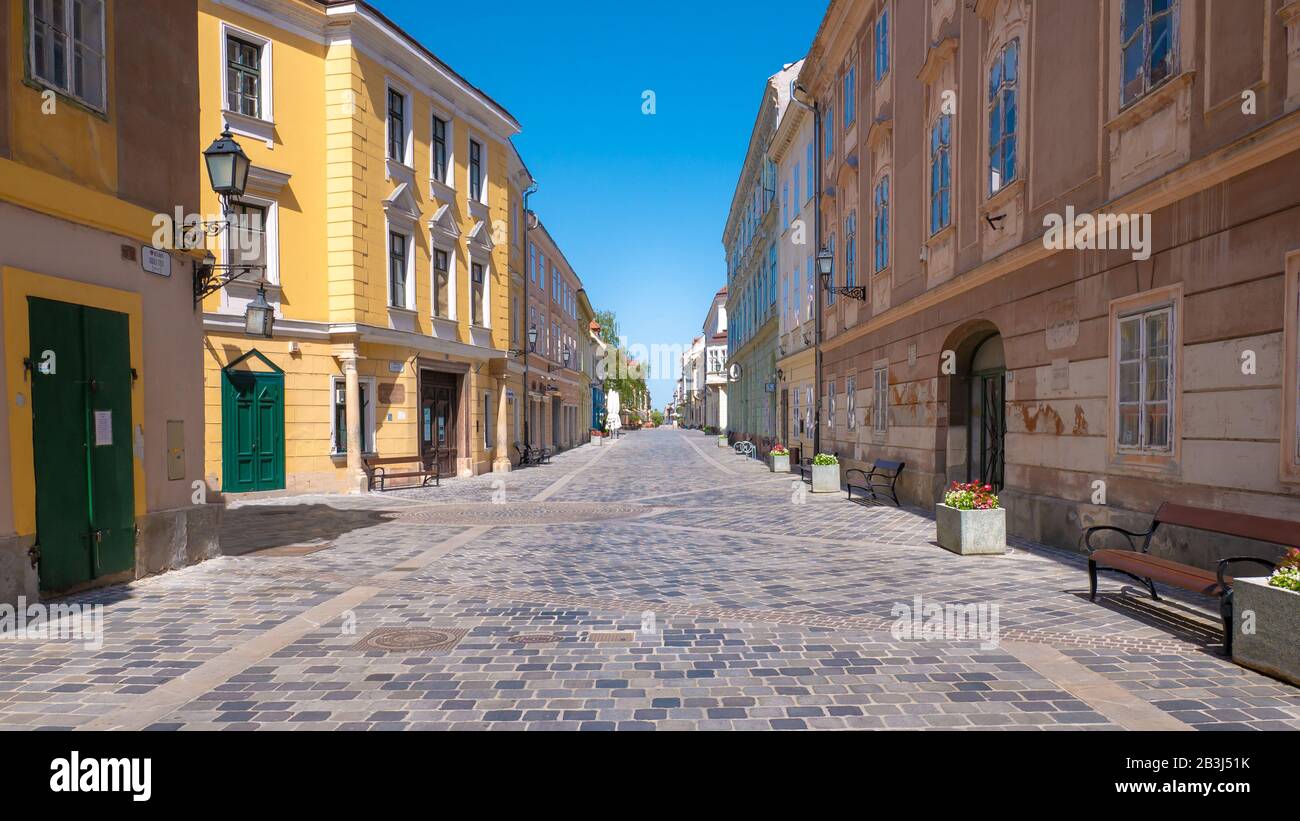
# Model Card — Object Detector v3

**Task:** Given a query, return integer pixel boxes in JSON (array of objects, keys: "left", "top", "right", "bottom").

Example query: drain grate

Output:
[
  {"left": 586, "top": 630, "right": 636, "bottom": 643},
  {"left": 509, "top": 633, "right": 563, "bottom": 644},
  {"left": 354, "top": 627, "right": 467, "bottom": 652}
]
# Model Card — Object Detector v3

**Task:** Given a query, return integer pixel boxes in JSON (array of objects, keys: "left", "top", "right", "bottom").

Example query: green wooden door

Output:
[
  {"left": 29, "top": 298, "right": 136, "bottom": 591},
  {"left": 221, "top": 368, "right": 284, "bottom": 492}
]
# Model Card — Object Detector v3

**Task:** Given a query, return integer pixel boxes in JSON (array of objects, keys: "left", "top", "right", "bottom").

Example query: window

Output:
[
  {"left": 824, "top": 107, "right": 835, "bottom": 159},
  {"left": 332, "top": 378, "right": 372, "bottom": 454},
  {"left": 30, "top": 0, "right": 105, "bottom": 110},
  {"left": 469, "top": 139, "right": 484, "bottom": 202},
  {"left": 988, "top": 39, "right": 1019, "bottom": 195},
  {"left": 806, "top": 256, "right": 814, "bottom": 320},
  {"left": 793, "top": 388, "right": 802, "bottom": 436},
  {"left": 805, "top": 385, "right": 813, "bottom": 434},
  {"left": 389, "top": 230, "right": 409, "bottom": 309},
  {"left": 769, "top": 245, "right": 778, "bottom": 307},
  {"left": 826, "top": 234, "right": 836, "bottom": 305},
  {"left": 432, "top": 115, "right": 449, "bottom": 184},
  {"left": 470, "top": 261, "right": 485, "bottom": 326},
  {"left": 1121, "top": 0, "right": 1177, "bottom": 107},
  {"left": 845, "top": 211, "right": 857, "bottom": 288},
  {"left": 843, "top": 65, "right": 856, "bottom": 127},
  {"left": 1117, "top": 306, "right": 1173, "bottom": 450},
  {"left": 228, "top": 201, "right": 267, "bottom": 273},
  {"left": 874, "top": 9, "right": 890, "bottom": 83},
  {"left": 792, "top": 265, "right": 802, "bottom": 326},
  {"left": 873, "top": 366, "right": 888, "bottom": 433},
  {"left": 930, "top": 113, "right": 952, "bottom": 235},
  {"left": 806, "top": 142, "right": 815, "bottom": 201},
  {"left": 793, "top": 163, "right": 801, "bottom": 212},
  {"left": 226, "top": 35, "right": 262, "bottom": 117},
  {"left": 843, "top": 375, "right": 855, "bottom": 432},
  {"left": 874, "top": 176, "right": 889, "bottom": 272},
  {"left": 782, "top": 182, "right": 790, "bottom": 230},
  {"left": 433, "top": 248, "right": 451, "bottom": 318},
  {"left": 827, "top": 380, "right": 837, "bottom": 431},
  {"left": 387, "top": 87, "right": 407, "bottom": 163},
  {"left": 538, "top": 253, "right": 546, "bottom": 290}
]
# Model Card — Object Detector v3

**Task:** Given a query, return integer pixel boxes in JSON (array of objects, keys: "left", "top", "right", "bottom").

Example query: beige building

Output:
[{"left": 797, "top": 0, "right": 1300, "bottom": 565}]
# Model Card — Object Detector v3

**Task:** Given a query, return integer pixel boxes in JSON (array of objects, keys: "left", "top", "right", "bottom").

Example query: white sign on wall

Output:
[{"left": 140, "top": 247, "right": 172, "bottom": 277}]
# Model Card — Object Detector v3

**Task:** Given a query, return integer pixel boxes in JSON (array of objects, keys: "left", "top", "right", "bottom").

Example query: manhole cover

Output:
[
  {"left": 392, "top": 502, "right": 653, "bottom": 526},
  {"left": 587, "top": 630, "right": 636, "bottom": 643},
  {"left": 354, "top": 627, "right": 466, "bottom": 652},
  {"left": 509, "top": 633, "right": 563, "bottom": 644}
]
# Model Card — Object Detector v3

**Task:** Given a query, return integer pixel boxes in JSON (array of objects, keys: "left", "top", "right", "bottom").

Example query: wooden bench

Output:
[
  {"left": 846, "top": 459, "right": 906, "bottom": 506},
  {"left": 1084, "top": 502, "right": 1293, "bottom": 653},
  {"left": 363, "top": 455, "right": 439, "bottom": 492}
]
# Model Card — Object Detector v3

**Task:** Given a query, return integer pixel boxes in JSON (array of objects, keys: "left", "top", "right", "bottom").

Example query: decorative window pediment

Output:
[
  {"left": 383, "top": 182, "right": 420, "bottom": 230},
  {"left": 428, "top": 203, "right": 461, "bottom": 240},
  {"left": 468, "top": 219, "right": 495, "bottom": 252}
]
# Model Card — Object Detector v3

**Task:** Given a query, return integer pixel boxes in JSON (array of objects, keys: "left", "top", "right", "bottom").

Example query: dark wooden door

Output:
[{"left": 420, "top": 371, "right": 457, "bottom": 476}]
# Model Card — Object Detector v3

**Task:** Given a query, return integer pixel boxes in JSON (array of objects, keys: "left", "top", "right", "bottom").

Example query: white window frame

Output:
[
  {"left": 29, "top": 0, "right": 107, "bottom": 113},
  {"left": 220, "top": 193, "right": 280, "bottom": 287},
  {"left": 468, "top": 137, "right": 487, "bottom": 204},
  {"left": 1116, "top": 305, "right": 1174, "bottom": 453},
  {"left": 873, "top": 366, "right": 888, "bottom": 434},
  {"left": 430, "top": 110, "right": 454, "bottom": 191},
  {"left": 219, "top": 21, "right": 274, "bottom": 134},
  {"left": 385, "top": 81, "right": 414, "bottom": 167},
  {"left": 846, "top": 374, "right": 857, "bottom": 432},
  {"left": 430, "top": 243, "right": 456, "bottom": 321},
  {"left": 329, "top": 375, "right": 376, "bottom": 456},
  {"left": 987, "top": 38, "right": 1020, "bottom": 196},
  {"left": 386, "top": 225, "right": 415, "bottom": 310},
  {"left": 827, "top": 379, "right": 837, "bottom": 432},
  {"left": 468, "top": 255, "right": 490, "bottom": 328}
]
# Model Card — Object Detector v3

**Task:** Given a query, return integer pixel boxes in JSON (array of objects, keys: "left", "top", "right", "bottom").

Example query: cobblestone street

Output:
[{"left": 2, "top": 428, "right": 1298, "bottom": 732}]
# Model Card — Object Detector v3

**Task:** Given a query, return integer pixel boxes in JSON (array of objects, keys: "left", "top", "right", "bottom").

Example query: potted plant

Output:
[
  {"left": 770, "top": 443, "right": 790, "bottom": 473},
  {"left": 811, "top": 453, "right": 839, "bottom": 493},
  {"left": 717, "top": 433, "right": 728, "bottom": 448},
  {"left": 935, "top": 481, "right": 1006, "bottom": 555},
  {"left": 1232, "top": 548, "right": 1300, "bottom": 686}
]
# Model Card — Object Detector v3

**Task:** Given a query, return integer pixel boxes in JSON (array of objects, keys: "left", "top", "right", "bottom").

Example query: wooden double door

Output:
[{"left": 420, "top": 369, "right": 458, "bottom": 476}]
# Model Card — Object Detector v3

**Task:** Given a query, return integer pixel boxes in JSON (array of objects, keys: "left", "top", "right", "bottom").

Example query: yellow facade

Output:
[{"left": 197, "top": 0, "right": 523, "bottom": 494}]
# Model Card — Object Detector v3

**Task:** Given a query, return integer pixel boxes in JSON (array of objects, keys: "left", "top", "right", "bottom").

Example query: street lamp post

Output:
[{"left": 195, "top": 128, "right": 272, "bottom": 338}]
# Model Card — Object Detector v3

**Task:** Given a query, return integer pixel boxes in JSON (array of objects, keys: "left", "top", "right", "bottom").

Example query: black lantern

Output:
[
  {"left": 528, "top": 325, "right": 539, "bottom": 351},
  {"left": 244, "top": 285, "right": 275, "bottom": 338},
  {"left": 203, "top": 129, "right": 251, "bottom": 200},
  {"left": 562, "top": 346, "right": 571, "bottom": 368},
  {"left": 816, "top": 246, "right": 834, "bottom": 285}
]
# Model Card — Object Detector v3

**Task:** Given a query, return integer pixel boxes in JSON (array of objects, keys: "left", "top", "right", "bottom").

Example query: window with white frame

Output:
[
  {"left": 228, "top": 201, "right": 267, "bottom": 275},
  {"left": 824, "top": 106, "right": 835, "bottom": 160},
  {"left": 30, "top": 0, "right": 105, "bottom": 111},
  {"left": 874, "top": 8, "right": 889, "bottom": 83},
  {"left": 827, "top": 379, "right": 837, "bottom": 431},
  {"left": 805, "top": 142, "right": 815, "bottom": 201},
  {"left": 470, "top": 261, "right": 486, "bottom": 326},
  {"left": 387, "top": 86, "right": 409, "bottom": 164},
  {"left": 432, "top": 114, "right": 450, "bottom": 185},
  {"left": 388, "top": 229, "right": 411, "bottom": 309},
  {"left": 226, "top": 35, "right": 263, "bottom": 117},
  {"left": 846, "top": 375, "right": 857, "bottom": 431},
  {"left": 331, "top": 377, "right": 373, "bottom": 454},
  {"left": 1117, "top": 305, "right": 1173, "bottom": 450},
  {"left": 805, "top": 385, "right": 813, "bottom": 434},
  {"left": 874, "top": 176, "right": 889, "bottom": 272},
  {"left": 930, "top": 113, "right": 952, "bottom": 234},
  {"left": 873, "top": 366, "right": 888, "bottom": 433},
  {"left": 432, "top": 247, "right": 451, "bottom": 318},
  {"left": 1121, "top": 0, "right": 1177, "bottom": 107},
  {"left": 469, "top": 139, "right": 485, "bottom": 202},
  {"left": 793, "top": 388, "right": 802, "bottom": 436},
  {"left": 826, "top": 233, "right": 836, "bottom": 305},
  {"left": 988, "top": 38, "right": 1019, "bottom": 196},
  {"left": 843, "top": 65, "right": 856, "bottom": 127},
  {"left": 845, "top": 211, "right": 857, "bottom": 289}
]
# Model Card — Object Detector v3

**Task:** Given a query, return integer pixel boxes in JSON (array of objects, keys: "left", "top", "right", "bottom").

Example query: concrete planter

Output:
[
  {"left": 1232, "top": 577, "right": 1300, "bottom": 687},
  {"left": 717, "top": 436, "right": 728, "bottom": 448},
  {"left": 935, "top": 504, "right": 1006, "bottom": 555},
  {"left": 811, "top": 463, "right": 839, "bottom": 493},
  {"left": 770, "top": 453, "right": 790, "bottom": 473}
]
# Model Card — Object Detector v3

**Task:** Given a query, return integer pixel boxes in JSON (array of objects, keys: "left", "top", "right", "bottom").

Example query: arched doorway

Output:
[{"left": 967, "top": 335, "right": 1006, "bottom": 489}]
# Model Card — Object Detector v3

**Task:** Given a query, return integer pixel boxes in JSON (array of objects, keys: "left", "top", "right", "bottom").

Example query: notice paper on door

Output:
[{"left": 93, "top": 410, "right": 113, "bottom": 446}]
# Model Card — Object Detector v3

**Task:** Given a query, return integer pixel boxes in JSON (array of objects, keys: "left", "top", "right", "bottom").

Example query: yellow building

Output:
[
  {"left": 1, "top": 0, "right": 217, "bottom": 603},
  {"left": 198, "top": 0, "right": 523, "bottom": 495}
]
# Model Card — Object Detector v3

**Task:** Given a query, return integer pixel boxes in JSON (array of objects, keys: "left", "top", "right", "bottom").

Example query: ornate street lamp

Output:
[
  {"left": 818, "top": 245, "right": 865, "bottom": 301},
  {"left": 562, "top": 346, "right": 571, "bottom": 368},
  {"left": 528, "top": 325, "right": 539, "bottom": 352},
  {"left": 193, "top": 128, "right": 270, "bottom": 338}
]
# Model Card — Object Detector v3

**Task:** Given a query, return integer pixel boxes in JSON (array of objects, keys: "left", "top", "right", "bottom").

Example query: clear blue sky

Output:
[{"left": 375, "top": 0, "right": 828, "bottom": 410}]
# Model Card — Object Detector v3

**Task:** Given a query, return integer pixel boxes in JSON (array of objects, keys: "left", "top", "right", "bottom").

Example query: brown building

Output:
[
  {"left": 523, "top": 217, "right": 588, "bottom": 454},
  {"left": 794, "top": 0, "right": 1300, "bottom": 565}
]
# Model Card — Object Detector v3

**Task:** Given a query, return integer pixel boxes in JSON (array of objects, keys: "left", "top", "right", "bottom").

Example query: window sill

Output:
[
  {"left": 25, "top": 76, "right": 107, "bottom": 119},
  {"left": 468, "top": 198, "right": 489, "bottom": 220},
  {"left": 223, "top": 109, "right": 275, "bottom": 147},
  {"left": 429, "top": 176, "right": 456, "bottom": 201},
  {"left": 926, "top": 223, "right": 955, "bottom": 247},
  {"left": 386, "top": 158, "right": 417, "bottom": 185},
  {"left": 983, "top": 177, "right": 1024, "bottom": 213},
  {"left": 1107, "top": 71, "right": 1195, "bottom": 132}
]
